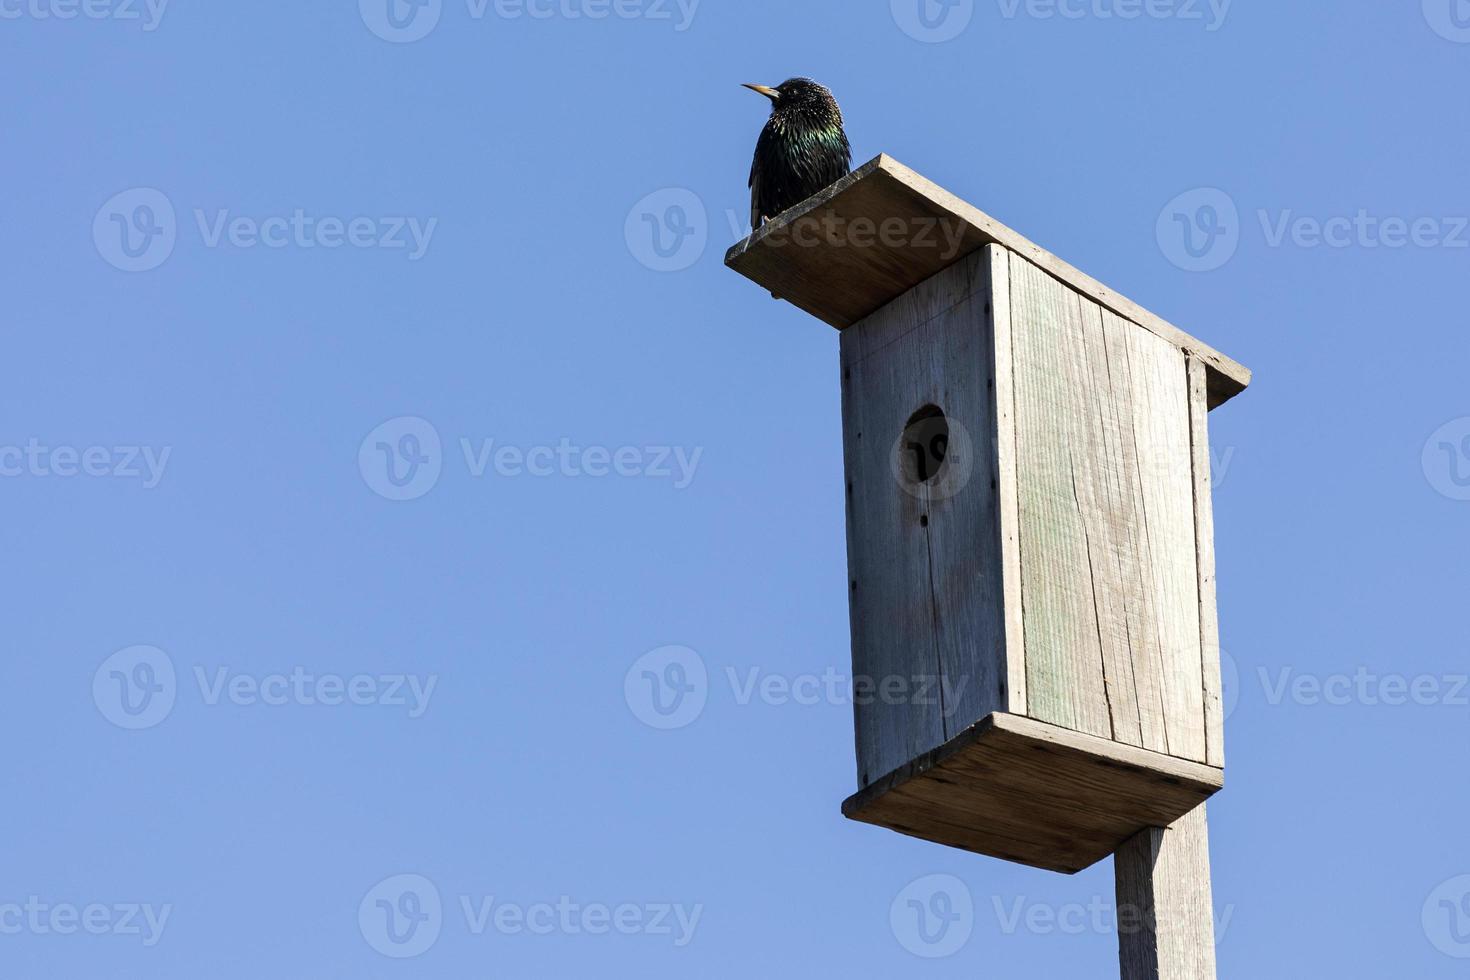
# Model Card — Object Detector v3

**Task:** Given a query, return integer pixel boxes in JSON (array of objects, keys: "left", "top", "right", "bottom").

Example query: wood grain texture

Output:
[
  {"left": 1008, "top": 255, "right": 1112, "bottom": 742},
  {"left": 841, "top": 713, "right": 1223, "bottom": 875},
  {"left": 1008, "top": 255, "right": 1208, "bottom": 763},
  {"left": 1125, "top": 309, "right": 1207, "bottom": 765},
  {"left": 840, "top": 251, "right": 1010, "bottom": 786},
  {"left": 987, "top": 245, "right": 1027, "bottom": 718},
  {"left": 1188, "top": 359, "right": 1225, "bottom": 768},
  {"left": 924, "top": 253, "right": 1011, "bottom": 740},
  {"left": 724, "top": 154, "right": 1251, "bottom": 408},
  {"left": 1115, "top": 804, "right": 1218, "bottom": 979}
]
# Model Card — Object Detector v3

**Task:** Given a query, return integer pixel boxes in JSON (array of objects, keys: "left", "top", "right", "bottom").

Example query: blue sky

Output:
[{"left": 4, "top": 1, "right": 1470, "bottom": 976}]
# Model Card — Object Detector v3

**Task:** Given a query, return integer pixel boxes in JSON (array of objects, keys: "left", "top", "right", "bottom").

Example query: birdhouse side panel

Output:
[
  {"left": 840, "top": 250, "right": 1011, "bottom": 787},
  {"left": 1007, "top": 253, "right": 1208, "bottom": 764},
  {"left": 1188, "top": 358, "right": 1226, "bottom": 768}
]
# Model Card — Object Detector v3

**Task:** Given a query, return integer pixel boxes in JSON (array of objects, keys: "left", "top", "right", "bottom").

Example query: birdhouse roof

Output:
[{"left": 725, "top": 154, "right": 1251, "bottom": 408}]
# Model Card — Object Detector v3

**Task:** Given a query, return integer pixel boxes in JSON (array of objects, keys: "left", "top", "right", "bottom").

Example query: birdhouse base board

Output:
[{"left": 840, "top": 712, "right": 1224, "bottom": 875}]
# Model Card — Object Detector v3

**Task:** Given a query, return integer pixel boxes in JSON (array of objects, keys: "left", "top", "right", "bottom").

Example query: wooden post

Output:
[{"left": 1114, "top": 804, "right": 1217, "bottom": 979}]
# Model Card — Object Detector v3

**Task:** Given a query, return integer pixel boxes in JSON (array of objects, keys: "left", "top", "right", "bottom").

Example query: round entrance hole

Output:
[{"left": 900, "top": 405, "right": 950, "bottom": 486}]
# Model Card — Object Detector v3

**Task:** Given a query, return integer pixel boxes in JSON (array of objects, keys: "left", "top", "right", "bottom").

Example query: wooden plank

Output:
[
  {"left": 840, "top": 270, "right": 954, "bottom": 788},
  {"left": 921, "top": 254, "right": 1010, "bottom": 738},
  {"left": 1073, "top": 297, "right": 1147, "bottom": 751},
  {"left": 1008, "top": 255, "right": 1206, "bottom": 763},
  {"left": 841, "top": 712, "right": 1223, "bottom": 876},
  {"left": 986, "top": 244, "right": 1027, "bottom": 717},
  {"left": 1119, "top": 311, "right": 1205, "bottom": 764},
  {"left": 840, "top": 252, "right": 1007, "bottom": 786},
  {"left": 1189, "top": 359, "right": 1225, "bottom": 767},
  {"left": 1115, "top": 804, "right": 1218, "bottom": 979},
  {"left": 1092, "top": 307, "right": 1175, "bottom": 758},
  {"left": 1008, "top": 254, "right": 1112, "bottom": 742},
  {"left": 724, "top": 154, "right": 1251, "bottom": 408}
]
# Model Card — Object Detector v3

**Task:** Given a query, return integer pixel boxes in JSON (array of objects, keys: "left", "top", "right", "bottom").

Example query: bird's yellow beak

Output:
[{"left": 742, "top": 84, "right": 780, "bottom": 101}]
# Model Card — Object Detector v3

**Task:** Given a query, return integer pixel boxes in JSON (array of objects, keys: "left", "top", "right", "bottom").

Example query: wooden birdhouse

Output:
[{"left": 727, "top": 156, "right": 1250, "bottom": 876}]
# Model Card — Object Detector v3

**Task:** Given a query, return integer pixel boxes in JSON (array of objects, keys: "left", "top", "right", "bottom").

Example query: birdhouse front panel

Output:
[{"left": 838, "top": 249, "right": 1013, "bottom": 788}]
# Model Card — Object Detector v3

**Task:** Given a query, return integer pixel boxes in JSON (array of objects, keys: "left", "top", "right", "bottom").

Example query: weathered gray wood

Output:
[
  {"left": 1094, "top": 306, "right": 1175, "bottom": 760},
  {"left": 840, "top": 269, "right": 956, "bottom": 787},
  {"left": 1008, "top": 255, "right": 1207, "bottom": 763},
  {"left": 1008, "top": 255, "right": 1112, "bottom": 742},
  {"left": 1115, "top": 804, "right": 1218, "bottom": 979},
  {"left": 840, "top": 251, "right": 1009, "bottom": 786},
  {"left": 923, "top": 253, "right": 1011, "bottom": 737},
  {"left": 986, "top": 244, "right": 1027, "bottom": 717},
  {"left": 1075, "top": 297, "right": 1148, "bottom": 751},
  {"left": 842, "top": 713, "right": 1223, "bottom": 875},
  {"left": 1125, "top": 311, "right": 1207, "bottom": 764},
  {"left": 726, "top": 156, "right": 1244, "bottom": 967},
  {"left": 724, "top": 154, "right": 1251, "bottom": 408},
  {"left": 1188, "top": 359, "right": 1225, "bottom": 767}
]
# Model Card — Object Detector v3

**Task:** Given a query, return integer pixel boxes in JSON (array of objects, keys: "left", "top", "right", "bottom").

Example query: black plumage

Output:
[{"left": 744, "top": 78, "right": 852, "bottom": 231}]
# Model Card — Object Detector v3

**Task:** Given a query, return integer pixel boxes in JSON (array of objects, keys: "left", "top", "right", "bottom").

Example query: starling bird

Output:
[{"left": 744, "top": 78, "right": 852, "bottom": 231}]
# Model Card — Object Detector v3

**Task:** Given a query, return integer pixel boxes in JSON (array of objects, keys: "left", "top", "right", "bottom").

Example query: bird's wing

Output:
[
  {"left": 748, "top": 121, "right": 776, "bottom": 230},
  {"left": 749, "top": 170, "right": 762, "bottom": 231}
]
